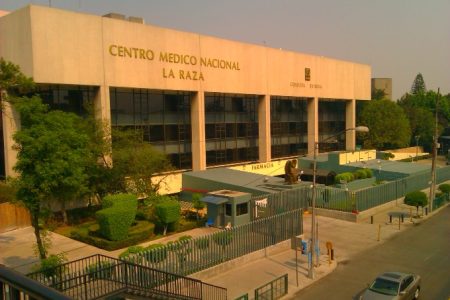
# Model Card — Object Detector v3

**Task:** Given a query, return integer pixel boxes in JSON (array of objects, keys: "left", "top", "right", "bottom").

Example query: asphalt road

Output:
[{"left": 293, "top": 206, "right": 450, "bottom": 300}]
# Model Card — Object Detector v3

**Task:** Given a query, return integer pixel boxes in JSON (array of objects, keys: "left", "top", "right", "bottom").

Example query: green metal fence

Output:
[
  {"left": 254, "top": 274, "right": 288, "bottom": 300},
  {"left": 250, "top": 166, "right": 450, "bottom": 214},
  {"left": 128, "top": 209, "right": 303, "bottom": 276},
  {"left": 433, "top": 193, "right": 449, "bottom": 210}
]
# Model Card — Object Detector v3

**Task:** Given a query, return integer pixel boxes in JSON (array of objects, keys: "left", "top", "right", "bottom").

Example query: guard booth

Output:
[{"left": 202, "top": 190, "right": 251, "bottom": 228}]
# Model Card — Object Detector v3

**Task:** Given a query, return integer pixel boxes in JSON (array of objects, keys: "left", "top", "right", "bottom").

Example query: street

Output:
[{"left": 293, "top": 206, "right": 450, "bottom": 299}]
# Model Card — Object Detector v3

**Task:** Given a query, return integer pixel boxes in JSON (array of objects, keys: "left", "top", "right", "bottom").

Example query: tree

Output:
[
  {"left": 404, "top": 191, "right": 428, "bottom": 216},
  {"left": 0, "top": 58, "right": 34, "bottom": 108},
  {"left": 12, "top": 96, "right": 91, "bottom": 257},
  {"left": 398, "top": 90, "right": 449, "bottom": 151},
  {"left": 192, "top": 193, "right": 205, "bottom": 221},
  {"left": 410, "top": 73, "right": 426, "bottom": 95},
  {"left": 107, "top": 128, "right": 173, "bottom": 196},
  {"left": 359, "top": 99, "right": 411, "bottom": 150},
  {"left": 371, "top": 88, "right": 387, "bottom": 101},
  {"left": 155, "top": 197, "right": 181, "bottom": 235}
]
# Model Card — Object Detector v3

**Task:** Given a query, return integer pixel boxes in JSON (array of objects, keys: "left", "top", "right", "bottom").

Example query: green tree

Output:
[
  {"left": 371, "top": 88, "right": 387, "bottom": 100},
  {"left": 0, "top": 58, "right": 34, "bottom": 108},
  {"left": 359, "top": 99, "right": 411, "bottom": 150},
  {"left": 12, "top": 96, "right": 91, "bottom": 257},
  {"left": 404, "top": 191, "right": 428, "bottom": 216},
  {"left": 410, "top": 73, "right": 426, "bottom": 95},
  {"left": 398, "top": 90, "right": 448, "bottom": 151},
  {"left": 106, "top": 129, "right": 173, "bottom": 197},
  {"left": 155, "top": 197, "right": 181, "bottom": 235},
  {"left": 192, "top": 193, "right": 205, "bottom": 221}
]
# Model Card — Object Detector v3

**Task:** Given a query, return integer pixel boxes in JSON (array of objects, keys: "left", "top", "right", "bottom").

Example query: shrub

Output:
[
  {"left": 0, "top": 181, "right": 16, "bottom": 204},
  {"left": 96, "top": 194, "right": 138, "bottom": 241},
  {"left": 119, "top": 245, "right": 145, "bottom": 260},
  {"left": 35, "top": 253, "right": 67, "bottom": 278},
  {"left": 213, "top": 231, "right": 233, "bottom": 247},
  {"left": 438, "top": 183, "right": 450, "bottom": 194},
  {"left": 354, "top": 169, "right": 367, "bottom": 179},
  {"left": 335, "top": 172, "right": 354, "bottom": 184},
  {"left": 195, "top": 237, "right": 210, "bottom": 250},
  {"left": 85, "top": 261, "right": 113, "bottom": 279},
  {"left": 144, "top": 243, "right": 168, "bottom": 263},
  {"left": 70, "top": 220, "right": 154, "bottom": 251},
  {"left": 404, "top": 191, "right": 428, "bottom": 215},
  {"left": 155, "top": 199, "right": 181, "bottom": 235},
  {"left": 363, "top": 168, "right": 373, "bottom": 178}
]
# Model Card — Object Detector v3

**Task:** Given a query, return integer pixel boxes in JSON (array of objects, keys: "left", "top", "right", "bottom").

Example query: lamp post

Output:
[{"left": 309, "top": 126, "right": 369, "bottom": 279}]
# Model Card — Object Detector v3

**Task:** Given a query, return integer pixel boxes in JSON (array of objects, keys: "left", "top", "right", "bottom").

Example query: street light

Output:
[{"left": 309, "top": 126, "right": 369, "bottom": 279}]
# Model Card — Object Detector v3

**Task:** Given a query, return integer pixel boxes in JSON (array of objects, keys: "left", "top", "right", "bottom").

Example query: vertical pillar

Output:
[
  {"left": 94, "top": 85, "right": 112, "bottom": 166},
  {"left": 191, "top": 91, "right": 206, "bottom": 171},
  {"left": 258, "top": 94, "right": 271, "bottom": 162},
  {"left": 2, "top": 100, "right": 19, "bottom": 177},
  {"left": 346, "top": 99, "right": 356, "bottom": 151},
  {"left": 307, "top": 97, "right": 319, "bottom": 156}
]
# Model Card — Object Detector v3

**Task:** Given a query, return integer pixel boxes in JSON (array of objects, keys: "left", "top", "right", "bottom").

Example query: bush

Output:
[
  {"left": 0, "top": 181, "right": 16, "bottom": 204},
  {"left": 35, "top": 254, "right": 67, "bottom": 278},
  {"left": 438, "top": 183, "right": 450, "bottom": 194},
  {"left": 335, "top": 172, "right": 354, "bottom": 184},
  {"left": 96, "top": 194, "right": 138, "bottom": 241},
  {"left": 195, "top": 237, "right": 210, "bottom": 250},
  {"left": 119, "top": 245, "right": 145, "bottom": 260},
  {"left": 85, "top": 261, "right": 113, "bottom": 279},
  {"left": 363, "top": 168, "right": 373, "bottom": 178},
  {"left": 213, "top": 231, "right": 233, "bottom": 247},
  {"left": 155, "top": 199, "right": 181, "bottom": 235},
  {"left": 70, "top": 220, "right": 154, "bottom": 251},
  {"left": 354, "top": 169, "right": 367, "bottom": 179},
  {"left": 144, "top": 243, "right": 168, "bottom": 263}
]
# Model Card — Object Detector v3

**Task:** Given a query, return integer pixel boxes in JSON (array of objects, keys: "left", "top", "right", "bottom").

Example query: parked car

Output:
[{"left": 359, "top": 272, "right": 421, "bottom": 300}]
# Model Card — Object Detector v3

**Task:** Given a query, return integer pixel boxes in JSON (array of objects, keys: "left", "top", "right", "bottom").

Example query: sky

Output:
[{"left": 2, "top": 0, "right": 449, "bottom": 100}]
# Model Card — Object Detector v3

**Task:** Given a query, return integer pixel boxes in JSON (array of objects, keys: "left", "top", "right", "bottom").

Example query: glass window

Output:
[
  {"left": 225, "top": 204, "right": 232, "bottom": 216},
  {"left": 236, "top": 203, "right": 248, "bottom": 216},
  {"left": 110, "top": 88, "right": 192, "bottom": 170}
]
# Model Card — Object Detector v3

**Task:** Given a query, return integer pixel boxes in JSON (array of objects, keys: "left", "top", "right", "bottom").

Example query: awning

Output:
[{"left": 202, "top": 196, "right": 228, "bottom": 205}]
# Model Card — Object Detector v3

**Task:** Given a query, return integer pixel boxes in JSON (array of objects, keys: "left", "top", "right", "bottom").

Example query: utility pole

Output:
[{"left": 429, "top": 88, "right": 440, "bottom": 212}]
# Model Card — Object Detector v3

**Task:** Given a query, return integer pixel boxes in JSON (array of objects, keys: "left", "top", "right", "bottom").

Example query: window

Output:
[
  {"left": 400, "top": 276, "right": 414, "bottom": 291},
  {"left": 236, "top": 203, "right": 248, "bottom": 216},
  {"left": 225, "top": 204, "right": 232, "bottom": 216}
]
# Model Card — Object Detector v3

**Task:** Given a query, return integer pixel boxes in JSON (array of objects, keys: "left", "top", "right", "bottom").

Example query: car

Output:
[{"left": 359, "top": 272, "right": 421, "bottom": 300}]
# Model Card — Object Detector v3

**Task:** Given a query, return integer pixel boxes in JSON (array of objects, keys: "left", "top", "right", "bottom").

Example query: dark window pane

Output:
[
  {"left": 226, "top": 204, "right": 232, "bottom": 216},
  {"left": 236, "top": 203, "right": 248, "bottom": 216}
]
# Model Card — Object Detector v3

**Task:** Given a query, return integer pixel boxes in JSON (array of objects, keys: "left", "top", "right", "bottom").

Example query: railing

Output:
[
  {"left": 433, "top": 193, "right": 449, "bottom": 210},
  {"left": 254, "top": 273, "right": 288, "bottom": 300},
  {"left": 128, "top": 210, "right": 303, "bottom": 277},
  {"left": 0, "top": 264, "right": 72, "bottom": 300},
  {"left": 27, "top": 254, "right": 227, "bottom": 300}
]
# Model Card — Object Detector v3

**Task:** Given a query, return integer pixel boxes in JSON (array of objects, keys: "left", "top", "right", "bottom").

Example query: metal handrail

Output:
[
  {"left": 0, "top": 264, "right": 72, "bottom": 300},
  {"left": 27, "top": 254, "right": 227, "bottom": 300}
]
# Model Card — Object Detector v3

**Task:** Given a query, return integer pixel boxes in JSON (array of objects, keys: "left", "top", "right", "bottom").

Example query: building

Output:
[
  {"left": 371, "top": 78, "right": 392, "bottom": 100},
  {"left": 0, "top": 5, "right": 371, "bottom": 192}
]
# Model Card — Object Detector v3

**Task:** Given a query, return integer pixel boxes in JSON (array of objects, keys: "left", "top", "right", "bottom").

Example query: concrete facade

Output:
[{"left": 1, "top": 5, "right": 371, "bottom": 186}]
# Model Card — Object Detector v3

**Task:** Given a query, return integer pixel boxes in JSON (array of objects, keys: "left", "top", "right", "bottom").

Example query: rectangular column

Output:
[
  {"left": 94, "top": 85, "right": 112, "bottom": 166},
  {"left": 345, "top": 99, "right": 356, "bottom": 151},
  {"left": 2, "top": 100, "right": 19, "bottom": 177},
  {"left": 191, "top": 91, "right": 206, "bottom": 171},
  {"left": 307, "top": 97, "right": 319, "bottom": 156},
  {"left": 258, "top": 94, "right": 271, "bottom": 162}
]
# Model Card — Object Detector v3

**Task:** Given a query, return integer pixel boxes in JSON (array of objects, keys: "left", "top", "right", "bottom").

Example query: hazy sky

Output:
[{"left": 2, "top": 0, "right": 449, "bottom": 100}]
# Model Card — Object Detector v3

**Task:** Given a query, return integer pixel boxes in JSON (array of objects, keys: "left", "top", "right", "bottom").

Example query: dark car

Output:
[{"left": 359, "top": 272, "right": 421, "bottom": 300}]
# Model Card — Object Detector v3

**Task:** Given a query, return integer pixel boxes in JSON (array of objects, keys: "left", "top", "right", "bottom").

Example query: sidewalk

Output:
[{"left": 0, "top": 201, "right": 447, "bottom": 299}]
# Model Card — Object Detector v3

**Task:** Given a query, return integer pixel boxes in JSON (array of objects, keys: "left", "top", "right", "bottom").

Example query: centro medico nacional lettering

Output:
[{"left": 109, "top": 44, "right": 240, "bottom": 81}]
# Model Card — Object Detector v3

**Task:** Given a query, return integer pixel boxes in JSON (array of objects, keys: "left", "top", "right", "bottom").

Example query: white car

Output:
[{"left": 359, "top": 272, "right": 421, "bottom": 300}]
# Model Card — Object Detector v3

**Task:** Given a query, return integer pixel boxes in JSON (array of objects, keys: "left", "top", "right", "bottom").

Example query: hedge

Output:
[
  {"left": 96, "top": 194, "right": 138, "bottom": 241},
  {"left": 70, "top": 220, "right": 154, "bottom": 251},
  {"left": 438, "top": 183, "right": 450, "bottom": 194},
  {"left": 335, "top": 172, "right": 354, "bottom": 184}
]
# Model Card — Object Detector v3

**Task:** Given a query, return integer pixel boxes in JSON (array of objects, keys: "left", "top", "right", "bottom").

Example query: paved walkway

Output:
[{"left": 0, "top": 199, "right": 447, "bottom": 299}]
